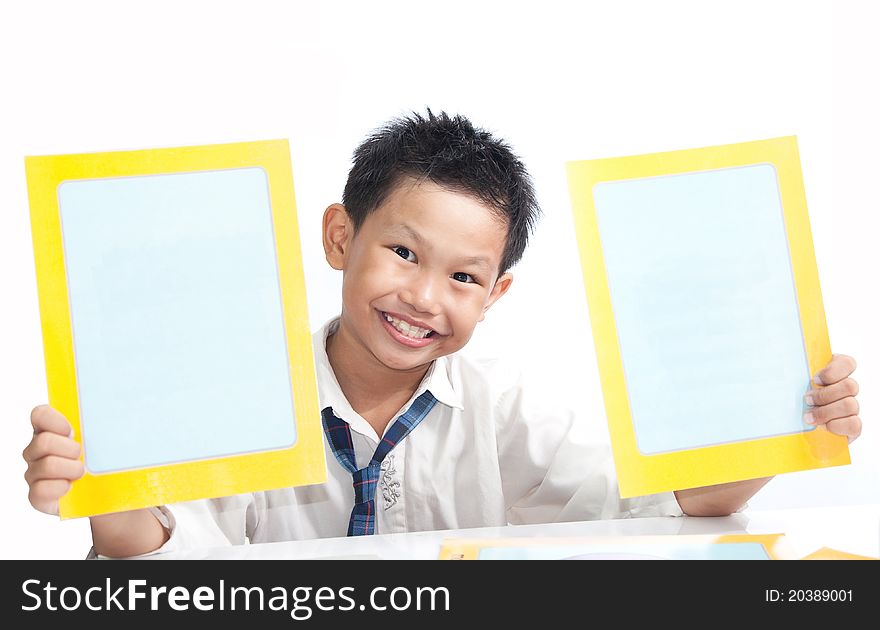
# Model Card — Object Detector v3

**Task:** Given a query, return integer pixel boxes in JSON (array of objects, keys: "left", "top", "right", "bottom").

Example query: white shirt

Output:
[{"left": 145, "top": 316, "right": 682, "bottom": 556}]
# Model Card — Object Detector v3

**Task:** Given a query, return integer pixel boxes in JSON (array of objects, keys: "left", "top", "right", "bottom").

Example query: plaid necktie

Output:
[{"left": 321, "top": 390, "right": 438, "bottom": 536}]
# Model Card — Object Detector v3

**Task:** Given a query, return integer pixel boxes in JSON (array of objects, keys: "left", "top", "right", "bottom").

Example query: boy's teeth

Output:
[{"left": 383, "top": 312, "right": 433, "bottom": 339}]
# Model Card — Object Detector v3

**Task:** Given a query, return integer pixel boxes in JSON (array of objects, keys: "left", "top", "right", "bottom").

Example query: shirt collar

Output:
[{"left": 312, "top": 315, "right": 464, "bottom": 430}]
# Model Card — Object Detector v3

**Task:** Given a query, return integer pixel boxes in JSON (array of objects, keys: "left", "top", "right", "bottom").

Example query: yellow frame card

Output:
[
  {"left": 801, "top": 547, "right": 877, "bottom": 560},
  {"left": 566, "top": 137, "right": 848, "bottom": 498},
  {"left": 439, "top": 534, "right": 794, "bottom": 560},
  {"left": 26, "top": 140, "right": 326, "bottom": 519}
]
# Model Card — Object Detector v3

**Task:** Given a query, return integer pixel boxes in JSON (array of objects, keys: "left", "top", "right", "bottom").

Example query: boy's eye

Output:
[
  {"left": 392, "top": 246, "right": 416, "bottom": 262},
  {"left": 452, "top": 272, "right": 476, "bottom": 284}
]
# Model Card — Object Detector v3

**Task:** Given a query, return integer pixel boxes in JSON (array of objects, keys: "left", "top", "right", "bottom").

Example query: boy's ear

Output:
[
  {"left": 478, "top": 272, "right": 514, "bottom": 322},
  {"left": 323, "top": 203, "right": 352, "bottom": 270}
]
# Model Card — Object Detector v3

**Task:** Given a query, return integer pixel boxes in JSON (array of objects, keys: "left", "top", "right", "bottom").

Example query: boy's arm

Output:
[
  {"left": 22, "top": 405, "right": 169, "bottom": 558},
  {"left": 25, "top": 405, "right": 170, "bottom": 557},
  {"left": 90, "top": 510, "right": 169, "bottom": 558},
  {"left": 675, "top": 354, "right": 861, "bottom": 516},
  {"left": 27, "top": 404, "right": 252, "bottom": 558},
  {"left": 674, "top": 477, "right": 772, "bottom": 517}
]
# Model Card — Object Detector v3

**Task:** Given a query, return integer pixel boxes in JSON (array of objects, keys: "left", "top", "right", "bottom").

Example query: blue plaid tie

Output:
[{"left": 321, "top": 390, "right": 437, "bottom": 536}]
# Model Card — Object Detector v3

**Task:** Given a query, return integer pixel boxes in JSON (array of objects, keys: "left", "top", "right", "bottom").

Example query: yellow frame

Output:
[
  {"left": 801, "top": 547, "right": 877, "bottom": 560},
  {"left": 25, "top": 140, "right": 326, "bottom": 519},
  {"left": 439, "top": 534, "right": 794, "bottom": 560},
  {"left": 566, "top": 137, "right": 849, "bottom": 498}
]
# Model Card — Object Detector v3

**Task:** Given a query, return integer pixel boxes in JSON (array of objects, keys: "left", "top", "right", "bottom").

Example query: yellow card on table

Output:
[
  {"left": 439, "top": 534, "right": 794, "bottom": 560},
  {"left": 26, "top": 140, "right": 326, "bottom": 519},
  {"left": 566, "top": 137, "right": 848, "bottom": 498},
  {"left": 801, "top": 547, "right": 877, "bottom": 560}
]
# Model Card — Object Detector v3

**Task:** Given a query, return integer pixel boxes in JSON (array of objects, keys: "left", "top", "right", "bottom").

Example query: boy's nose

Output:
[{"left": 399, "top": 275, "right": 441, "bottom": 315}]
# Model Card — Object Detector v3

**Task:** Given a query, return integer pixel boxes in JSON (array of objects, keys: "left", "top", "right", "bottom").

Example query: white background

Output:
[{"left": 1, "top": 0, "right": 876, "bottom": 559}]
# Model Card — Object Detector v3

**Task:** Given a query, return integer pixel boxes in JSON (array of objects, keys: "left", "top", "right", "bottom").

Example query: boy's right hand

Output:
[{"left": 23, "top": 405, "right": 85, "bottom": 516}]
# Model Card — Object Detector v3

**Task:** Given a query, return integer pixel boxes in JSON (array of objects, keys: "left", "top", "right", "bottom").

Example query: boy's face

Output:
[{"left": 323, "top": 178, "right": 513, "bottom": 373}]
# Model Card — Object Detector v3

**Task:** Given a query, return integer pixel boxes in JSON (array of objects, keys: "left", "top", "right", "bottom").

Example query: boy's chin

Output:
[
  {"left": 376, "top": 349, "right": 437, "bottom": 372},
  {"left": 374, "top": 344, "right": 449, "bottom": 373}
]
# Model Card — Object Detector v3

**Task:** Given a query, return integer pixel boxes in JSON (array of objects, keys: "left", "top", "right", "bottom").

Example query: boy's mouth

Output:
[{"left": 380, "top": 311, "right": 437, "bottom": 340}]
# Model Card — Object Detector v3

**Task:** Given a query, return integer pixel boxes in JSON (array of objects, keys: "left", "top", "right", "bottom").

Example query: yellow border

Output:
[
  {"left": 25, "top": 140, "right": 326, "bottom": 519},
  {"left": 801, "top": 547, "right": 877, "bottom": 560},
  {"left": 566, "top": 137, "right": 849, "bottom": 498},
  {"left": 439, "top": 534, "right": 794, "bottom": 560}
]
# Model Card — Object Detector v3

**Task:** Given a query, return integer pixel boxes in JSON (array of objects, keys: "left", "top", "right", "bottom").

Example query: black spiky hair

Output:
[{"left": 342, "top": 109, "right": 541, "bottom": 276}]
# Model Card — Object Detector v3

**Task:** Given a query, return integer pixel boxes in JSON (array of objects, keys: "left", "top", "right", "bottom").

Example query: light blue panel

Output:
[
  {"left": 58, "top": 168, "right": 297, "bottom": 473},
  {"left": 593, "top": 165, "right": 811, "bottom": 455},
  {"left": 478, "top": 542, "right": 770, "bottom": 560}
]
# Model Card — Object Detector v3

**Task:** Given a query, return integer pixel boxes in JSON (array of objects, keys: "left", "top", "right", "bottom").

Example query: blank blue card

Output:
[
  {"left": 593, "top": 165, "right": 811, "bottom": 455},
  {"left": 58, "top": 168, "right": 297, "bottom": 473}
]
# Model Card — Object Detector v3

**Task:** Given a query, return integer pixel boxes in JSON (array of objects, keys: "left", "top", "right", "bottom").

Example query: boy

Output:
[{"left": 23, "top": 111, "right": 862, "bottom": 558}]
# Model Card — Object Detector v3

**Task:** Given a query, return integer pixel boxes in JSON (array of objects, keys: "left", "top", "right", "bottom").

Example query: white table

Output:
[{"left": 148, "top": 503, "right": 879, "bottom": 560}]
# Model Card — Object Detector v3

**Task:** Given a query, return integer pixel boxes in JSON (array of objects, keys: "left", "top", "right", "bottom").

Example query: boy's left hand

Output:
[{"left": 804, "top": 354, "right": 861, "bottom": 443}]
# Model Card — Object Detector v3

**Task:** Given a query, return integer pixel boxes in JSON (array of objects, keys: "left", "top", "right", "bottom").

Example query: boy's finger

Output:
[
  {"left": 813, "top": 354, "right": 857, "bottom": 386},
  {"left": 30, "top": 405, "right": 73, "bottom": 437},
  {"left": 803, "top": 396, "right": 859, "bottom": 426},
  {"left": 28, "top": 479, "right": 69, "bottom": 516},
  {"left": 24, "top": 455, "right": 86, "bottom": 485},
  {"left": 804, "top": 378, "right": 859, "bottom": 407},
  {"left": 824, "top": 416, "right": 862, "bottom": 443},
  {"left": 22, "top": 431, "right": 82, "bottom": 463}
]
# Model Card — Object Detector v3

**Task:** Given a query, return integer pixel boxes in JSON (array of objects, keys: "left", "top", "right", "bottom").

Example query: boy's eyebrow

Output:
[
  {"left": 386, "top": 224, "right": 494, "bottom": 273},
  {"left": 459, "top": 255, "right": 493, "bottom": 273},
  {"left": 386, "top": 224, "right": 425, "bottom": 244}
]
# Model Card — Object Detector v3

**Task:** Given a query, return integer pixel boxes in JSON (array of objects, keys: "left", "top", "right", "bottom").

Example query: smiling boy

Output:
[
  {"left": 324, "top": 173, "right": 517, "bottom": 437},
  {"left": 24, "top": 111, "right": 862, "bottom": 557}
]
